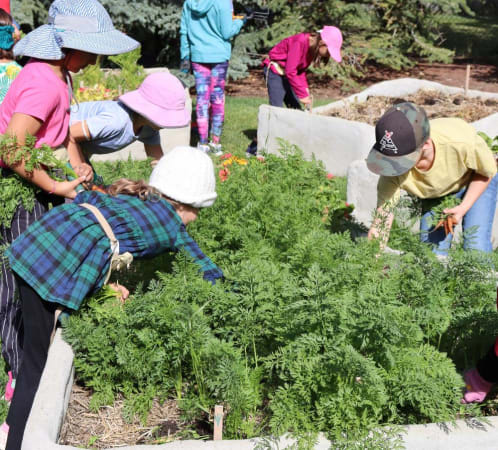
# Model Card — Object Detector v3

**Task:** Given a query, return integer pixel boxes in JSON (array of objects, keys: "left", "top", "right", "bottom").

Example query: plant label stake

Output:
[
  {"left": 464, "top": 64, "right": 471, "bottom": 96},
  {"left": 213, "top": 404, "right": 223, "bottom": 440}
]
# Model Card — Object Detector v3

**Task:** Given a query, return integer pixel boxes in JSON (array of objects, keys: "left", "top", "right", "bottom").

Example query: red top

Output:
[
  {"left": 0, "top": 1, "right": 10, "bottom": 14},
  {"left": 264, "top": 33, "right": 313, "bottom": 99}
]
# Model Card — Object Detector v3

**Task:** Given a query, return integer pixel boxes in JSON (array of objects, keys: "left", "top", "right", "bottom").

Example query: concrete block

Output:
[
  {"left": 347, "top": 159, "right": 379, "bottom": 227},
  {"left": 257, "top": 104, "right": 374, "bottom": 176}
]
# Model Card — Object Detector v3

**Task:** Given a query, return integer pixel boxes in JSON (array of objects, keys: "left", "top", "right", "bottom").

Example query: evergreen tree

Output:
[{"left": 10, "top": 0, "right": 476, "bottom": 79}]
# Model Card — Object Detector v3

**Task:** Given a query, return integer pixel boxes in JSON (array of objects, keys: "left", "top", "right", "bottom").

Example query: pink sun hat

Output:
[
  {"left": 320, "top": 25, "right": 343, "bottom": 63},
  {"left": 119, "top": 72, "right": 190, "bottom": 129}
]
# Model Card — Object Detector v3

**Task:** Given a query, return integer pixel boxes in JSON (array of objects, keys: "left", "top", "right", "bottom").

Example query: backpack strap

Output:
[{"left": 79, "top": 202, "right": 133, "bottom": 284}]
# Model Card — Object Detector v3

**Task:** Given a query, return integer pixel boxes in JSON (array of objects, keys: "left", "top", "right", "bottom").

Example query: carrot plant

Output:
[
  {"left": 63, "top": 142, "right": 493, "bottom": 447},
  {"left": 0, "top": 134, "right": 78, "bottom": 227}
]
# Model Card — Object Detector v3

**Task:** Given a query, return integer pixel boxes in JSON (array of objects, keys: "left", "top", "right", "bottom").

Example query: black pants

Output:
[
  {"left": 0, "top": 182, "right": 62, "bottom": 378},
  {"left": 6, "top": 275, "right": 57, "bottom": 450},
  {"left": 264, "top": 66, "right": 302, "bottom": 109}
]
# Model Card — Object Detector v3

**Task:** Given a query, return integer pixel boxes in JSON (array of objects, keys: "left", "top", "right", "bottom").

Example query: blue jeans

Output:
[{"left": 420, "top": 174, "right": 498, "bottom": 255}]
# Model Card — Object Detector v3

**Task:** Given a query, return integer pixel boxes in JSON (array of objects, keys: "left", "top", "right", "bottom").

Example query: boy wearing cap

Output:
[
  {"left": 366, "top": 102, "right": 498, "bottom": 256},
  {"left": 68, "top": 72, "right": 190, "bottom": 182}
]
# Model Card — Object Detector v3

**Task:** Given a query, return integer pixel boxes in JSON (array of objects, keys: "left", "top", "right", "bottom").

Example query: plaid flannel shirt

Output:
[{"left": 7, "top": 191, "right": 222, "bottom": 310}]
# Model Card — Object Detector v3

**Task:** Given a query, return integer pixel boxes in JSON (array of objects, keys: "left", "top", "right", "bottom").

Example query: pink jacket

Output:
[{"left": 265, "top": 33, "right": 313, "bottom": 99}]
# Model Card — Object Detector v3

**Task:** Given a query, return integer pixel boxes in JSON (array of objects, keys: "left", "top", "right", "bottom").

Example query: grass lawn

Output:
[{"left": 191, "top": 95, "right": 336, "bottom": 155}]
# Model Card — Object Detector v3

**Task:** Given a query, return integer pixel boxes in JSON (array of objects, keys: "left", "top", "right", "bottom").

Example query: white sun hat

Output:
[
  {"left": 149, "top": 147, "right": 217, "bottom": 208},
  {"left": 14, "top": 0, "right": 139, "bottom": 59}
]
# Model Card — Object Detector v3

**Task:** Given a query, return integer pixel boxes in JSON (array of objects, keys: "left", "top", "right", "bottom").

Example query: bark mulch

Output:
[{"left": 324, "top": 89, "right": 498, "bottom": 125}]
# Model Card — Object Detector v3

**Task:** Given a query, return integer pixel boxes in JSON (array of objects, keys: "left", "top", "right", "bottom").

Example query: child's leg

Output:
[
  {"left": 265, "top": 66, "right": 287, "bottom": 107},
  {"left": 0, "top": 199, "right": 47, "bottom": 380},
  {"left": 5, "top": 275, "right": 57, "bottom": 450},
  {"left": 209, "top": 61, "right": 229, "bottom": 144},
  {"left": 192, "top": 62, "right": 212, "bottom": 144},
  {"left": 462, "top": 174, "right": 498, "bottom": 253},
  {"left": 282, "top": 77, "right": 303, "bottom": 110}
]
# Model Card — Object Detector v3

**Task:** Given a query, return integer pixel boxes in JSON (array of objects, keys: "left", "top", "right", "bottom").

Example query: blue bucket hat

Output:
[{"left": 14, "top": 0, "right": 139, "bottom": 59}]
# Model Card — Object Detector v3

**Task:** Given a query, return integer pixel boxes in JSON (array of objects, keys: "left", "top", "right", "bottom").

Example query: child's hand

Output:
[
  {"left": 53, "top": 177, "right": 86, "bottom": 199},
  {"left": 74, "top": 163, "right": 93, "bottom": 182},
  {"left": 443, "top": 205, "right": 464, "bottom": 225},
  {"left": 109, "top": 282, "right": 129, "bottom": 304}
]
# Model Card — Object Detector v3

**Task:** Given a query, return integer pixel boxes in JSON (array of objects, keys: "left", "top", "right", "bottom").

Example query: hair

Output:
[
  {"left": 0, "top": 9, "right": 14, "bottom": 60},
  {"left": 308, "top": 32, "right": 330, "bottom": 67},
  {"left": 107, "top": 178, "right": 184, "bottom": 209}
]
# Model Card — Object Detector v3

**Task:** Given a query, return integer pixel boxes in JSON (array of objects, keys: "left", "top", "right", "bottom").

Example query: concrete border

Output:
[
  {"left": 257, "top": 78, "right": 498, "bottom": 177},
  {"left": 19, "top": 330, "right": 498, "bottom": 449}
]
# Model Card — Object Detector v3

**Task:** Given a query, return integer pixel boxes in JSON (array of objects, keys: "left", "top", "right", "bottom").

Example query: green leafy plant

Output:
[
  {"left": 0, "top": 134, "right": 78, "bottom": 227},
  {"left": 478, "top": 131, "right": 498, "bottom": 154},
  {"left": 63, "top": 143, "right": 492, "bottom": 446}
]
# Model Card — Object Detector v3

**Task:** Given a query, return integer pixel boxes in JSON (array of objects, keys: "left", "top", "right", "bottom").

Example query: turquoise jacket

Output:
[{"left": 180, "top": 0, "right": 244, "bottom": 63}]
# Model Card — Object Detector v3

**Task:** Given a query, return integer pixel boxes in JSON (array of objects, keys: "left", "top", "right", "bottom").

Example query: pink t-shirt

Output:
[
  {"left": 0, "top": 60, "right": 70, "bottom": 167},
  {"left": 265, "top": 33, "right": 313, "bottom": 99}
]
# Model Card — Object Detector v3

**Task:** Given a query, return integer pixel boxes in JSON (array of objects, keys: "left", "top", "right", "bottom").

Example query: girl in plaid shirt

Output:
[
  {"left": 4, "top": 147, "right": 223, "bottom": 449},
  {"left": 0, "top": 0, "right": 138, "bottom": 434}
]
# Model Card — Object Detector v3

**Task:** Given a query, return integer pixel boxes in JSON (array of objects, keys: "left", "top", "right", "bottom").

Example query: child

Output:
[
  {"left": 4, "top": 146, "right": 222, "bottom": 448},
  {"left": 462, "top": 337, "right": 498, "bottom": 404},
  {"left": 246, "top": 26, "right": 343, "bottom": 155},
  {"left": 366, "top": 102, "right": 498, "bottom": 257},
  {"left": 180, "top": 0, "right": 246, "bottom": 155},
  {"left": 0, "top": 8, "right": 20, "bottom": 104},
  {"left": 68, "top": 71, "right": 191, "bottom": 183},
  {"left": 0, "top": 0, "right": 138, "bottom": 437}
]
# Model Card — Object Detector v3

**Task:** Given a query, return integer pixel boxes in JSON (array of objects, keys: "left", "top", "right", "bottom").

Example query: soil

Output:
[
  {"left": 324, "top": 89, "right": 498, "bottom": 124},
  {"left": 226, "top": 62, "right": 498, "bottom": 99}
]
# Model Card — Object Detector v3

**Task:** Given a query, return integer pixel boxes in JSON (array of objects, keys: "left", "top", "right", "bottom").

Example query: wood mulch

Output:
[
  {"left": 324, "top": 89, "right": 498, "bottom": 124},
  {"left": 59, "top": 384, "right": 184, "bottom": 448}
]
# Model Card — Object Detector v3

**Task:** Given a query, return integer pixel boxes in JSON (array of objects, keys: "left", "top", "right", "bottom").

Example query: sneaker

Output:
[
  {"left": 3, "top": 371, "right": 14, "bottom": 403},
  {"left": 209, "top": 142, "right": 223, "bottom": 156},
  {"left": 197, "top": 143, "right": 210, "bottom": 153},
  {"left": 461, "top": 368, "right": 493, "bottom": 404},
  {"left": 0, "top": 422, "right": 9, "bottom": 449},
  {"left": 246, "top": 139, "right": 257, "bottom": 156}
]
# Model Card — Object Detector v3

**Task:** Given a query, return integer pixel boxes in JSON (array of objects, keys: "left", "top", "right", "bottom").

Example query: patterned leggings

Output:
[
  {"left": 0, "top": 198, "right": 47, "bottom": 378},
  {"left": 192, "top": 61, "right": 229, "bottom": 144}
]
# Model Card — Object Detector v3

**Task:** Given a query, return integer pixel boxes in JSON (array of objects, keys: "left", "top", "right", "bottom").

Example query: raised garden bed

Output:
[
  {"left": 257, "top": 78, "right": 498, "bottom": 177},
  {"left": 326, "top": 89, "right": 498, "bottom": 124}
]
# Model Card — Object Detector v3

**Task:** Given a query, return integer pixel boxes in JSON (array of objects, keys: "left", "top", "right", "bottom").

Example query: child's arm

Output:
[
  {"left": 218, "top": 0, "right": 244, "bottom": 40},
  {"left": 368, "top": 206, "right": 394, "bottom": 250},
  {"left": 179, "top": 4, "right": 190, "bottom": 62},
  {"left": 4, "top": 113, "right": 84, "bottom": 198},
  {"left": 67, "top": 121, "right": 93, "bottom": 181},
  {"left": 443, "top": 172, "right": 492, "bottom": 224},
  {"left": 174, "top": 225, "right": 224, "bottom": 284},
  {"left": 144, "top": 144, "right": 163, "bottom": 161}
]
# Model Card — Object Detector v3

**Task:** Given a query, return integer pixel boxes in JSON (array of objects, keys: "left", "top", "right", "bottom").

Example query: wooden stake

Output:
[
  {"left": 464, "top": 64, "right": 471, "bottom": 95},
  {"left": 213, "top": 405, "right": 223, "bottom": 440}
]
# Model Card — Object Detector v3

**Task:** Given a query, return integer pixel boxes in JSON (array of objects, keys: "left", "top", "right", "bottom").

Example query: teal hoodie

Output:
[{"left": 180, "top": 0, "right": 244, "bottom": 63}]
